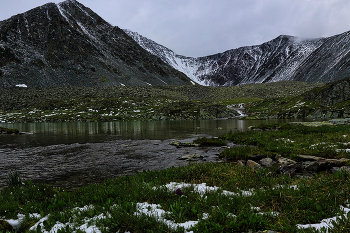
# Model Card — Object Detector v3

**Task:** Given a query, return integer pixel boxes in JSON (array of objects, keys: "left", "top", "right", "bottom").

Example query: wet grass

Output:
[
  {"left": 1, "top": 160, "right": 350, "bottom": 232},
  {"left": 219, "top": 123, "right": 350, "bottom": 161},
  {"left": 193, "top": 137, "right": 227, "bottom": 147}
]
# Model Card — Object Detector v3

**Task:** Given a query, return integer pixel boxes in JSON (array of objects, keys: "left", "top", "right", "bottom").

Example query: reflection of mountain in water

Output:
[{"left": 0, "top": 119, "right": 308, "bottom": 147}]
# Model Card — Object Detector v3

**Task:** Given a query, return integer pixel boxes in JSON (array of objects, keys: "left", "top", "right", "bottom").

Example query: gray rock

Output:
[
  {"left": 317, "top": 159, "right": 342, "bottom": 171},
  {"left": 330, "top": 167, "right": 341, "bottom": 173},
  {"left": 237, "top": 160, "right": 246, "bottom": 167},
  {"left": 246, "top": 160, "right": 261, "bottom": 169},
  {"left": 297, "top": 155, "right": 323, "bottom": 161},
  {"left": 278, "top": 156, "right": 297, "bottom": 165},
  {"left": 260, "top": 158, "right": 274, "bottom": 167},
  {"left": 178, "top": 154, "right": 204, "bottom": 161},
  {"left": 340, "top": 166, "right": 350, "bottom": 172},
  {"left": 302, "top": 161, "right": 318, "bottom": 172},
  {"left": 278, "top": 163, "right": 303, "bottom": 176}
]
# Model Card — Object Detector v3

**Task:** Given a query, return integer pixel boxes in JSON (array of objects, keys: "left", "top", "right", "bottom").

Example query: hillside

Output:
[
  {"left": 246, "top": 76, "right": 350, "bottom": 119},
  {"left": 0, "top": 81, "right": 323, "bottom": 122},
  {"left": 0, "top": 0, "right": 193, "bottom": 88}
]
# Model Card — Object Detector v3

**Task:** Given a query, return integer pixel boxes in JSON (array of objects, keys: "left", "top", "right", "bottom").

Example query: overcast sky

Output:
[{"left": 1, "top": 0, "right": 350, "bottom": 57}]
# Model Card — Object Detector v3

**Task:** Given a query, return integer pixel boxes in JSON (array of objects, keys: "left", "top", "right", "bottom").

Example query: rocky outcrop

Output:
[
  {"left": 303, "top": 77, "right": 350, "bottom": 106},
  {"left": 236, "top": 154, "right": 350, "bottom": 177},
  {"left": 0, "top": 0, "right": 193, "bottom": 87}
]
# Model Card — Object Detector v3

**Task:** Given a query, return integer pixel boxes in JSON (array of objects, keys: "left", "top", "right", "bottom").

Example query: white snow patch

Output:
[
  {"left": 56, "top": 3, "right": 71, "bottom": 23},
  {"left": 157, "top": 77, "right": 168, "bottom": 85},
  {"left": 29, "top": 206, "right": 106, "bottom": 233},
  {"left": 135, "top": 202, "right": 199, "bottom": 231},
  {"left": 46, "top": 9, "right": 51, "bottom": 21},
  {"left": 76, "top": 21, "right": 97, "bottom": 42},
  {"left": 297, "top": 205, "right": 350, "bottom": 232},
  {"left": 15, "top": 84, "right": 27, "bottom": 88},
  {"left": 154, "top": 182, "right": 253, "bottom": 197},
  {"left": 6, "top": 213, "right": 41, "bottom": 231}
]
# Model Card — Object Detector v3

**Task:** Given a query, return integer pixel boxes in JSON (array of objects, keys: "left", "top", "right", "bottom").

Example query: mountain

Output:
[
  {"left": 125, "top": 30, "right": 350, "bottom": 86},
  {"left": 0, "top": 0, "right": 193, "bottom": 88}
]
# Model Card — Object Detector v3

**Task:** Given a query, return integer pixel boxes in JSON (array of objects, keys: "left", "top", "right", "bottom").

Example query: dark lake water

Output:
[
  {"left": 0, "top": 118, "right": 313, "bottom": 189},
  {"left": 0, "top": 118, "right": 309, "bottom": 147}
]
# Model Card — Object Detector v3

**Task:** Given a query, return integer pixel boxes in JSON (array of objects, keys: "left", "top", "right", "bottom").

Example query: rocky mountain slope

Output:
[
  {"left": 125, "top": 29, "right": 350, "bottom": 86},
  {"left": 0, "top": 0, "right": 193, "bottom": 88},
  {"left": 246, "top": 75, "right": 350, "bottom": 119}
]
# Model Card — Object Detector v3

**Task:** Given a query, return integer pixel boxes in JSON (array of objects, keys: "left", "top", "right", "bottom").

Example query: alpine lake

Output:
[{"left": 0, "top": 118, "right": 312, "bottom": 190}]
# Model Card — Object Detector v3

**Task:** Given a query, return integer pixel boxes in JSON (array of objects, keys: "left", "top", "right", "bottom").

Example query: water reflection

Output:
[{"left": 1, "top": 118, "right": 306, "bottom": 147}]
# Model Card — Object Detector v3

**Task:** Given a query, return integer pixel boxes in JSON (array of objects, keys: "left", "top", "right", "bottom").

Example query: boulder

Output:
[
  {"left": 260, "top": 158, "right": 274, "bottom": 167},
  {"left": 178, "top": 154, "right": 204, "bottom": 161},
  {"left": 277, "top": 156, "right": 297, "bottom": 165},
  {"left": 246, "top": 160, "right": 261, "bottom": 169},
  {"left": 237, "top": 160, "right": 246, "bottom": 167},
  {"left": 297, "top": 155, "right": 323, "bottom": 161},
  {"left": 277, "top": 163, "right": 303, "bottom": 177},
  {"left": 340, "top": 166, "right": 350, "bottom": 172},
  {"left": 301, "top": 161, "right": 319, "bottom": 172}
]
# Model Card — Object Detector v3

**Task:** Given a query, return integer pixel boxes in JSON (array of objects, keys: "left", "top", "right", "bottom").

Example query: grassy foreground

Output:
[
  {"left": 219, "top": 123, "right": 350, "bottom": 160},
  {"left": 2, "top": 124, "right": 350, "bottom": 232},
  {"left": 1, "top": 161, "right": 350, "bottom": 232}
]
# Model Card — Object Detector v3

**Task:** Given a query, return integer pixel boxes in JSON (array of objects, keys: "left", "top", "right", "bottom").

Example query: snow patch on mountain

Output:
[{"left": 124, "top": 29, "right": 210, "bottom": 86}]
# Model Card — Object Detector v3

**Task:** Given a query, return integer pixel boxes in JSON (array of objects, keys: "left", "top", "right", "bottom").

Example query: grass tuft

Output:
[{"left": 193, "top": 137, "right": 227, "bottom": 147}]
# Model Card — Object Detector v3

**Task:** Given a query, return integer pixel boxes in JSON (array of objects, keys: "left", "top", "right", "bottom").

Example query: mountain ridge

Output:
[
  {"left": 0, "top": 0, "right": 193, "bottom": 87},
  {"left": 125, "top": 29, "right": 350, "bottom": 86}
]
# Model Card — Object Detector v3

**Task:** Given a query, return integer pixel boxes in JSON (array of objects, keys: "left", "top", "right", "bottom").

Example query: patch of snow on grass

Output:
[
  {"left": 15, "top": 84, "right": 27, "bottom": 87},
  {"left": 135, "top": 202, "right": 199, "bottom": 231},
  {"left": 297, "top": 205, "right": 350, "bottom": 232},
  {"left": 276, "top": 138, "right": 295, "bottom": 143},
  {"left": 29, "top": 208, "right": 106, "bottom": 233},
  {"left": 6, "top": 213, "right": 41, "bottom": 230},
  {"left": 155, "top": 182, "right": 253, "bottom": 197}
]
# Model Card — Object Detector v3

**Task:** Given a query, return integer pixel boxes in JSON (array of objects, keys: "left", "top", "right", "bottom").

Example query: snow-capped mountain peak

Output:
[{"left": 125, "top": 29, "right": 350, "bottom": 86}]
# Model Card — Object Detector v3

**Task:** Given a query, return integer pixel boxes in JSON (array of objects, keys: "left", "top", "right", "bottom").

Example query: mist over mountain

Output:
[
  {"left": 125, "top": 29, "right": 350, "bottom": 86},
  {"left": 0, "top": 0, "right": 193, "bottom": 88}
]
